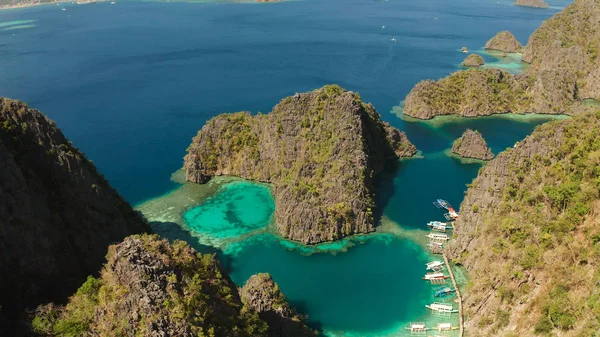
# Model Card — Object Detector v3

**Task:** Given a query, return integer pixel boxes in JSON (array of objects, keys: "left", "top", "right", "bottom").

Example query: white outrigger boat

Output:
[
  {"left": 425, "top": 260, "right": 444, "bottom": 271},
  {"left": 405, "top": 322, "right": 426, "bottom": 333},
  {"left": 427, "top": 221, "right": 452, "bottom": 232},
  {"left": 427, "top": 233, "right": 449, "bottom": 241},
  {"left": 422, "top": 272, "right": 449, "bottom": 281},
  {"left": 426, "top": 302, "right": 458, "bottom": 313},
  {"left": 437, "top": 322, "right": 458, "bottom": 331}
]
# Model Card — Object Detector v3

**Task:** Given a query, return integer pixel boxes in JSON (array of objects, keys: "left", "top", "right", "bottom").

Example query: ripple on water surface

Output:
[{"left": 183, "top": 181, "right": 275, "bottom": 239}]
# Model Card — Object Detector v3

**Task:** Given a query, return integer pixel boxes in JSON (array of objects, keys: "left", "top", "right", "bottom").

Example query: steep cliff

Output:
[
  {"left": 484, "top": 31, "right": 523, "bottom": 53},
  {"left": 184, "top": 85, "right": 416, "bottom": 244},
  {"left": 446, "top": 110, "right": 600, "bottom": 336},
  {"left": 522, "top": 0, "right": 600, "bottom": 101},
  {"left": 0, "top": 98, "right": 149, "bottom": 333},
  {"left": 514, "top": 0, "right": 549, "bottom": 8},
  {"left": 451, "top": 129, "right": 494, "bottom": 160},
  {"left": 240, "top": 274, "right": 316, "bottom": 337},
  {"left": 404, "top": 0, "right": 597, "bottom": 119},
  {"left": 32, "top": 235, "right": 311, "bottom": 337}
]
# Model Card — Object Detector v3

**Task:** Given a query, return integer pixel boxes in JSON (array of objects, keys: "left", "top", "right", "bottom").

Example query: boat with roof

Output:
[{"left": 427, "top": 221, "right": 452, "bottom": 231}]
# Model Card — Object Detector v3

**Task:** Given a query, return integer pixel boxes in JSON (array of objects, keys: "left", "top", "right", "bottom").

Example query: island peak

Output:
[
  {"left": 184, "top": 85, "right": 416, "bottom": 244},
  {"left": 485, "top": 30, "right": 523, "bottom": 53},
  {"left": 451, "top": 129, "right": 494, "bottom": 160},
  {"left": 461, "top": 54, "right": 485, "bottom": 67}
]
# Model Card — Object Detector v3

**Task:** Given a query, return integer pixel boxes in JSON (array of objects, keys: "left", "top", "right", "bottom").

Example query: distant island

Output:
[
  {"left": 0, "top": 0, "right": 101, "bottom": 9},
  {"left": 514, "top": 0, "right": 549, "bottom": 8},
  {"left": 403, "top": 0, "right": 599, "bottom": 120}
]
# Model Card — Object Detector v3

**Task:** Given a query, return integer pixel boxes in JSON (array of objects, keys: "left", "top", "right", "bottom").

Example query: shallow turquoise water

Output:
[
  {"left": 223, "top": 233, "right": 433, "bottom": 336},
  {"left": 183, "top": 181, "right": 274, "bottom": 239}
]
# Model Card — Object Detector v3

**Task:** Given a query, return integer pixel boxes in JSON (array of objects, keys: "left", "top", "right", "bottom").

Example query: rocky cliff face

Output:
[
  {"left": 32, "top": 235, "right": 310, "bottom": 337},
  {"left": 404, "top": 0, "right": 597, "bottom": 119},
  {"left": 461, "top": 54, "right": 484, "bottom": 67},
  {"left": 446, "top": 110, "right": 600, "bottom": 335},
  {"left": 184, "top": 85, "right": 416, "bottom": 244},
  {"left": 484, "top": 31, "right": 523, "bottom": 53},
  {"left": 240, "top": 274, "right": 316, "bottom": 337},
  {"left": 451, "top": 129, "right": 494, "bottom": 160},
  {"left": 403, "top": 69, "right": 532, "bottom": 119},
  {"left": 522, "top": 0, "right": 600, "bottom": 101},
  {"left": 0, "top": 98, "right": 149, "bottom": 333},
  {"left": 514, "top": 0, "right": 549, "bottom": 8}
]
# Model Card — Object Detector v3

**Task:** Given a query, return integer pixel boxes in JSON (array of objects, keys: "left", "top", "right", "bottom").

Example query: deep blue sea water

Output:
[{"left": 0, "top": 0, "right": 571, "bottom": 335}]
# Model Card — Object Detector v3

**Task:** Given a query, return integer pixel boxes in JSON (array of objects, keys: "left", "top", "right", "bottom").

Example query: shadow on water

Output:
[
  {"left": 288, "top": 299, "right": 325, "bottom": 333},
  {"left": 372, "top": 163, "right": 399, "bottom": 226}
]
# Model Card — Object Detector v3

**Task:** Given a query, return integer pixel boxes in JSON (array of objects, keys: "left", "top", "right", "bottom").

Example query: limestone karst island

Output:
[{"left": 1, "top": 0, "right": 599, "bottom": 336}]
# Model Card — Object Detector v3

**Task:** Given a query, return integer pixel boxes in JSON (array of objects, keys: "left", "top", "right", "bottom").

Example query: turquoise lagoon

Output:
[
  {"left": 136, "top": 112, "right": 560, "bottom": 336},
  {"left": 0, "top": 0, "right": 573, "bottom": 335}
]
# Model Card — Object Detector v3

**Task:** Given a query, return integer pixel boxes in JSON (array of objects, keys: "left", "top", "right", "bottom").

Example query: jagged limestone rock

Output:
[
  {"left": 485, "top": 31, "right": 523, "bottom": 53},
  {"left": 451, "top": 129, "right": 494, "bottom": 160},
  {"left": 0, "top": 98, "right": 149, "bottom": 334},
  {"left": 461, "top": 54, "right": 485, "bottom": 67},
  {"left": 184, "top": 85, "right": 416, "bottom": 244},
  {"left": 446, "top": 110, "right": 600, "bottom": 336}
]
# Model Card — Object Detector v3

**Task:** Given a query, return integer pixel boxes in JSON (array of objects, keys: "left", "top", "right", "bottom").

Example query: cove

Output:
[{"left": 379, "top": 113, "right": 564, "bottom": 231}]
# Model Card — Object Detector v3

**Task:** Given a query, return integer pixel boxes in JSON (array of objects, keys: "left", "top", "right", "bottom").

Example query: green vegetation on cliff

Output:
[
  {"left": 0, "top": 98, "right": 149, "bottom": 334},
  {"left": 185, "top": 85, "right": 416, "bottom": 244},
  {"left": 33, "top": 235, "right": 313, "bottom": 337},
  {"left": 403, "top": 69, "right": 531, "bottom": 119},
  {"left": 404, "top": 0, "right": 598, "bottom": 119},
  {"left": 447, "top": 109, "right": 600, "bottom": 336}
]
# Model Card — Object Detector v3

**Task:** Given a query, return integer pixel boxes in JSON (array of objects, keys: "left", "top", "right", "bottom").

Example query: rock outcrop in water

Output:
[
  {"left": 240, "top": 273, "right": 316, "bottom": 337},
  {"left": 514, "top": 0, "right": 549, "bottom": 8},
  {"left": 32, "top": 235, "right": 314, "bottom": 337},
  {"left": 446, "top": 109, "right": 600, "bottom": 335},
  {"left": 0, "top": 98, "right": 149, "bottom": 334},
  {"left": 404, "top": 0, "right": 597, "bottom": 119},
  {"left": 185, "top": 85, "right": 416, "bottom": 244},
  {"left": 451, "top": 129, "right": 493, "bottom": 160},
  {"left": 484, "top": 31, "right": 523, "bottom": 53},
  {"left": 461, "top": 54, "right": 484, "bottom": 67}
]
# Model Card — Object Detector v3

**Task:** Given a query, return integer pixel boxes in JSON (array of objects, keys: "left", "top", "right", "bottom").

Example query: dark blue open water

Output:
[{"left": 0, "top": 0, "right": 570, "bottom": 335}]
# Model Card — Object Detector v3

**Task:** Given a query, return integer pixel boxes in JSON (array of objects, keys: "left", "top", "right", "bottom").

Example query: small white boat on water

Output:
[
  {"left": 437, "top": 322, "right": 457, "bottom": 331},
  {"left": 405, "top": 322, "right": 426, "bottom": 332},
  {"left": 423, "top": 273, "right": 449, "bottom": 281},
  {"left": 427, "top": 221, "right": 452, "bottom": 231},
  {"left": 426, "top": 302, "right": 458, "bottom": 313},
  {"left": 426, "top": 260, "right": 444, "bottom": 270},
  {"left": 427, "top": 233, "right": 449, "bottom": 241},
  {"left": 391, "top": 37, "right": 396, "bottom": 42}
]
